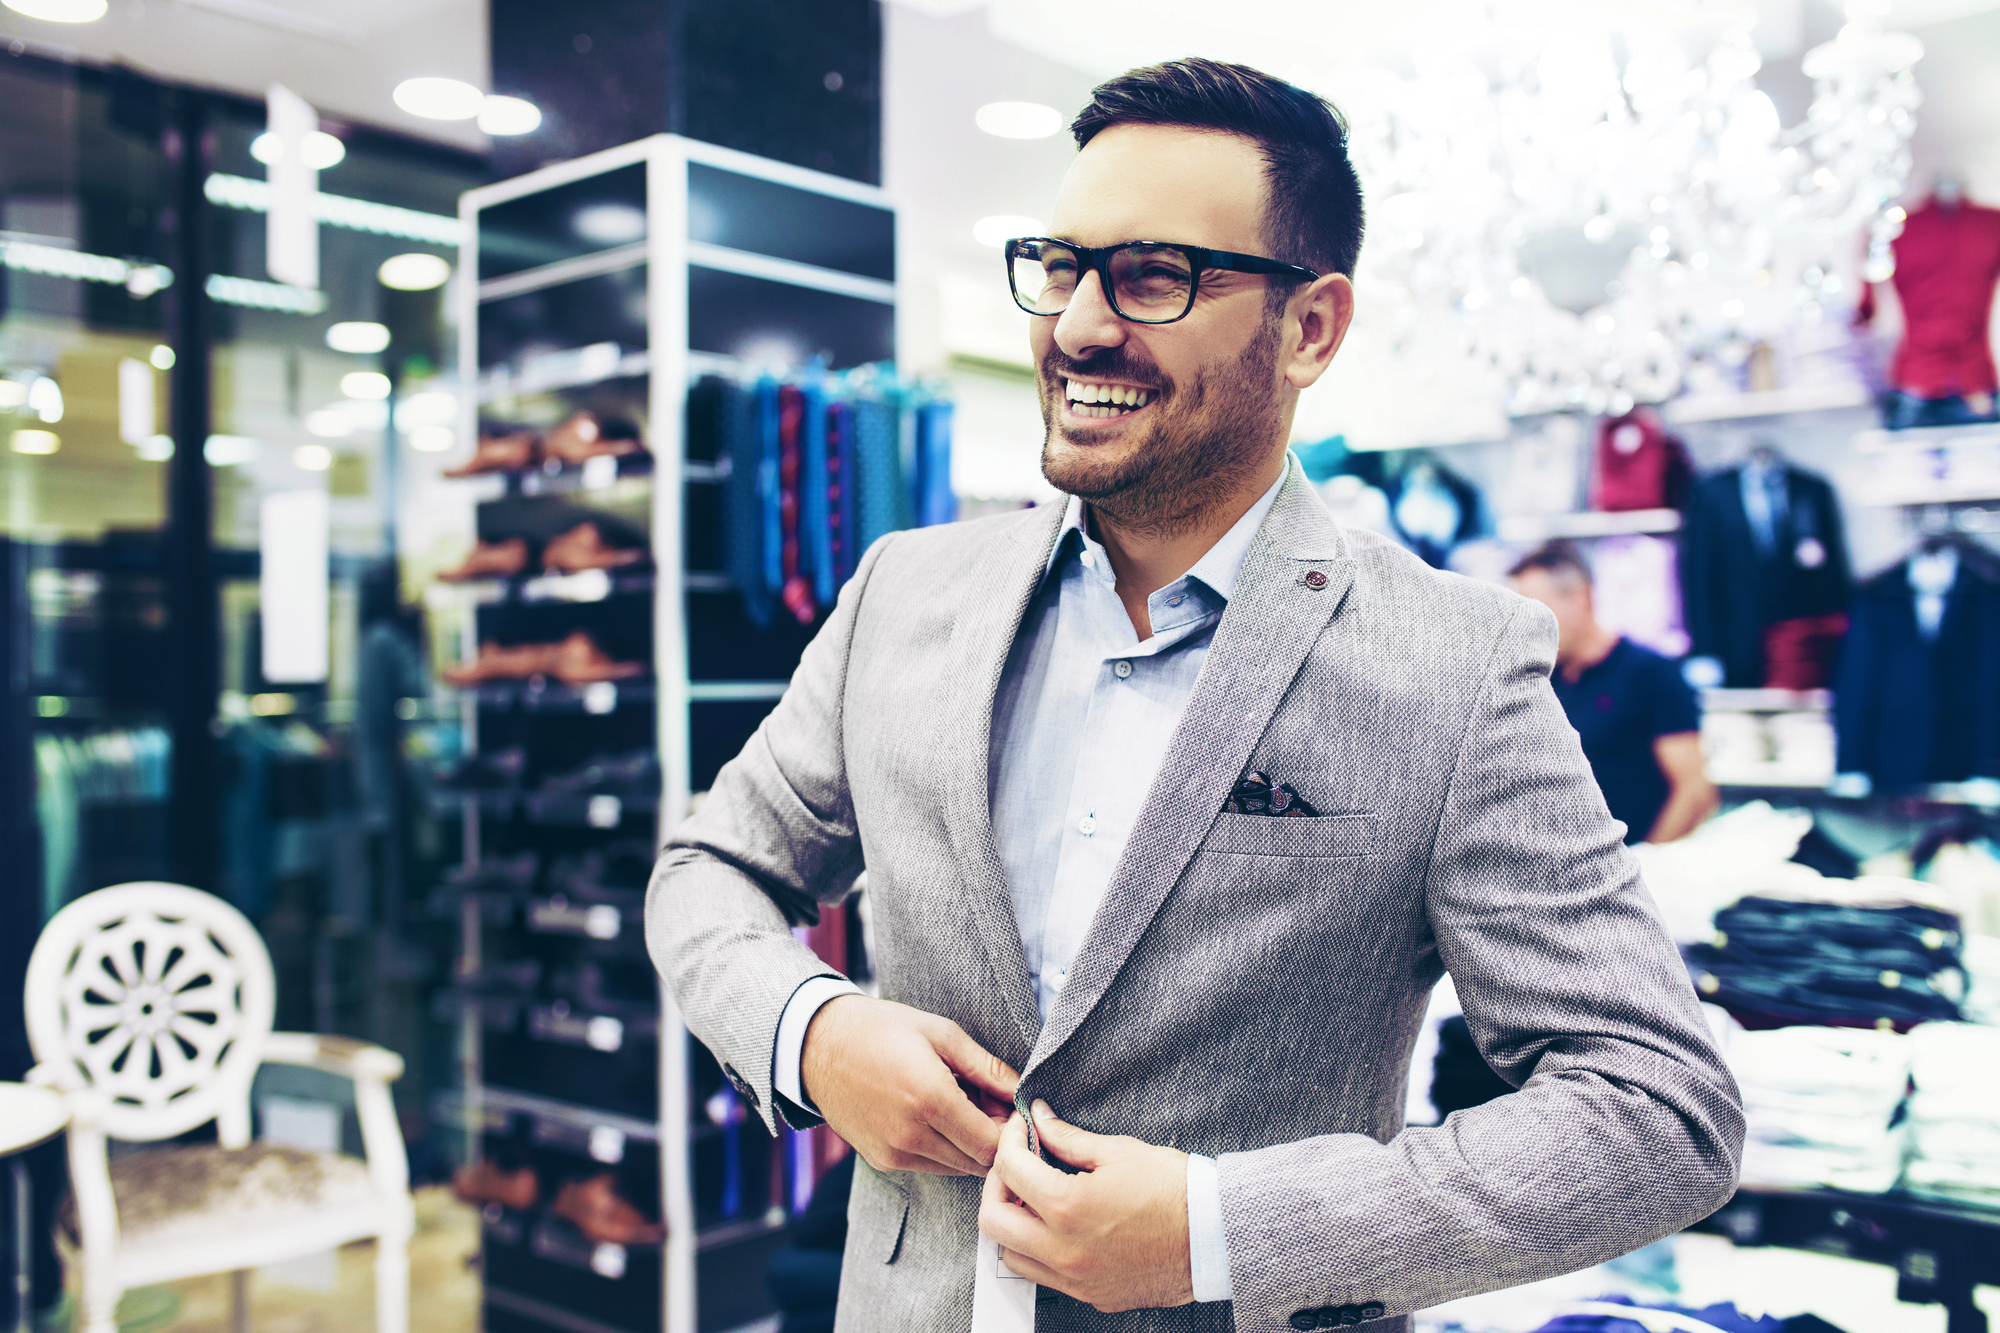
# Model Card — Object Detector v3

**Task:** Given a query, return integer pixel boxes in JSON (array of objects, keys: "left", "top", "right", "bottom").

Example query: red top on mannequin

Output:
[{"left": 1856, "top": 188, "right": 2000, "bottom": 399}]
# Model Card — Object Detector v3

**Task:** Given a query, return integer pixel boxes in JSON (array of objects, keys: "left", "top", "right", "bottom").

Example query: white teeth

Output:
[{"left": 1063, "top": 381, "right": 1153, "bottom": 415}]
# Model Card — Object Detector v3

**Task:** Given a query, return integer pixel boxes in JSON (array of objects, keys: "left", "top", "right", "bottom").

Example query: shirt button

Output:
[
  {"left": 1113, "top": 659, "right": 1133, "bottom": 678},
  {"left": 1078, "top": 813, "right": 1097, "bottom": 836}
]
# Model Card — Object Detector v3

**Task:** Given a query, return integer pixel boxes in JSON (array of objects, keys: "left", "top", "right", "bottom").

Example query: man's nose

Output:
[{"left": 1053, "top": 268, "right": 1127, "bottom": 362}]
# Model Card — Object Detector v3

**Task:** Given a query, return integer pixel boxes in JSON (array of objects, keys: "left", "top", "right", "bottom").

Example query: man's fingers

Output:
[
  {"left": 991, "top": 1109, "right": 1071, "bottom": 1214},
  {"left": 902, "top": 1123, "right": 987, "bottom": 1176},
  {"left": 933, "top": 1022, "right": 1021, "bottom": 1104},
  {"left": 926, "top": 1061, "right": 1009, "bottom": 1169},
  {"left": 1029, "top": 1099, "right": 1110, "bottom": 1173},
  {"left": 995, "top": 1245, "right": 1065, "bottom": 1288}
]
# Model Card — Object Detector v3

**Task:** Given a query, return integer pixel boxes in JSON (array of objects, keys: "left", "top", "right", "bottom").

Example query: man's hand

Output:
[
  {"left": 978, "top": 1099, "right": 1193, "bottom": 1313},
  {"left": 801, "top": 994, "right": 1018, "bottom": 1177}
]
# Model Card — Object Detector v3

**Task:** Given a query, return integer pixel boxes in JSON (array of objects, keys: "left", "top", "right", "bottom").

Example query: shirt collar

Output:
[{"left": 1042, "top": 456, "right": 1291, "bottom": 603}]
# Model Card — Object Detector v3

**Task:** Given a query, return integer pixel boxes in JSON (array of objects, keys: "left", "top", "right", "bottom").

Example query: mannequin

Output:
[{"left": 1856, "top": 173, "right": 2000, "bottom": 429}]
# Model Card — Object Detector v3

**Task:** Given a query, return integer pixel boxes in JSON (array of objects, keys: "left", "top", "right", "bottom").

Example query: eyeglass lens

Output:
[{"left": 1011, "top": 241, "right": 1196, "bottom": 322}]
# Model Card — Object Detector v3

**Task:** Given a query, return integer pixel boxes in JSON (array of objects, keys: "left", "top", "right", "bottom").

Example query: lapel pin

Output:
[{"left": 1303, "top": 569, "right": 1328, "bottom": 590}]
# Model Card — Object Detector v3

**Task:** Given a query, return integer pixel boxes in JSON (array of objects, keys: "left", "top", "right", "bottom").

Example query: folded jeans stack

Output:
[
  {"left": 1683, "top": 895, "right": 1966, "bottom": 1029},
  {"left": 1727, "top": 1024, "right": 1909, "bottom": 1192},
  {"left": 1901, "top": 1021, "right": 2000, "bottom": 1202}
]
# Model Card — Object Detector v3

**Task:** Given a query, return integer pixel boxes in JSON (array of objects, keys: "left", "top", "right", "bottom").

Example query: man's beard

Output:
[{"left": 1037, "top": 322, "right": 1285, "bottom": 540}]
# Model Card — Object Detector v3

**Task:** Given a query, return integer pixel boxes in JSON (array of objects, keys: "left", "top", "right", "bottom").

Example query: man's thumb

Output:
[{"left": 1030, "top": 1099, "right": 1106, "bottom": 1171}]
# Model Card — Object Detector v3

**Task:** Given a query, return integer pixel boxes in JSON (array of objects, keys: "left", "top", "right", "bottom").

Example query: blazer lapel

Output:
[
  {"left": 935, "top": 501, "right": 1069, "bottom": 1058},
  {"left": 1024, "top": 465, "right": 1356, "bottom": 1075}
]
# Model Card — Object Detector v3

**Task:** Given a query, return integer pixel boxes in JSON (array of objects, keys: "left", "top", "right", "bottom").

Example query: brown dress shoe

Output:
[
  {"left": 444, "top": 429, "right": 540, "bottom": 478},
  {"left": 443, "top": 640, "right": 558, "bottom": 686},
  {"left": 541, "top": 412, "right": 647, "bottom": 466},
  {"left": 548, "top": 631, "right": 645, "bottom": 686},
  {"left": 552, "top": 1173, "right": 664, "bottom": 1246},
  {"left": 453, "top": 1160, "right": 539, "bottom": 1211},
  {"left": 543, "top": 522, "right": 646, "bottom": 574},
  {"left": 438, "top": 538, "right": 531, "bottom": 582}
]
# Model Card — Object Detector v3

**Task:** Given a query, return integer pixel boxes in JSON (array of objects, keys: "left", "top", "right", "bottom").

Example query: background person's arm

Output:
[{"left": 1645, "top": 731, "right": 1718, "bottom": 843}]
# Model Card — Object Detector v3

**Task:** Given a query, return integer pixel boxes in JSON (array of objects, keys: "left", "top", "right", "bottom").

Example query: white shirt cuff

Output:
[
  {"left": 772, "top": 975, "right": 863, "bottom": 1111},
  {"left": 1186, "top": 1152, "right": 1233, "bottom": 1302}
]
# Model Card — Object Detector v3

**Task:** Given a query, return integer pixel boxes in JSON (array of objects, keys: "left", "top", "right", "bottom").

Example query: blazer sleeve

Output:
[
  {"left": 645, "top": 532, "right": 895, "bottom": 1134},
  {"left": 1216, "top": 600, "right": 1744, "bottom": 1327}
]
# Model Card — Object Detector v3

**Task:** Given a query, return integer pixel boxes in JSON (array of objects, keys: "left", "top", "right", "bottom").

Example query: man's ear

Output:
[{"left": 1283, "top": 272, "right": 1355, "bottom": 391}]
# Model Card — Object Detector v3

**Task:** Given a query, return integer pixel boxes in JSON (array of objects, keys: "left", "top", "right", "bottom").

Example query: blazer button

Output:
[
  {"left": 1289, "top": 1312, "right": 1322, "bottom": 1332},
  {"left": 1360, "top": 1303, "right": 1385, "bottom": 1321},
  {"left": 722, "top": 1063, "right": 759, "bottom": 1108}
]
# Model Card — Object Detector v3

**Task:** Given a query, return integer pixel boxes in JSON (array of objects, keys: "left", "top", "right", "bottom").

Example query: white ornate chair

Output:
[{"left": 23, "top": 883, "right": 413, "bottom": 1333}]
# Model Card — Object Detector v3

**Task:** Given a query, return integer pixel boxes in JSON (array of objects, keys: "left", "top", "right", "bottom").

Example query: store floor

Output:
[{"left": 50, "top": 1194, "right": 2000, "bottom": 1333}]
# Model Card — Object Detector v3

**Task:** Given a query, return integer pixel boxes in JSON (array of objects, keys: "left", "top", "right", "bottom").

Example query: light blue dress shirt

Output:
[{"left": 774, "top": 466, "right": 1289, "bottom": 1304}]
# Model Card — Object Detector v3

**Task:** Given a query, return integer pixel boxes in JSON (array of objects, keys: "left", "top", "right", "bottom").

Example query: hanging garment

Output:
[
  {"left": 1383, "top": 459, "right": 1485, "bottom": 568},
  {"left": 825, "top": 400, "right": 855, "bottom": 593},
  {"left": 777, "top": 386, "right": 814, "bottom": 625},
  {"left": 1856, "top": 196, "right": 2000, "bottom": 400},
  {"left": 852, "top": 393, "right": 904, "bottom": 553},
  {"left": 801, "top": 380, "right": 831, "bottom": 610},
  {"left": 1762, "top": 613, "right": 1848, "bottom": 691},
  {"left": 757, "top": 379, "right": 784, "bottom": 600},
  {"left": 1833, "top": 546, "right": 2000, "bottom": 789},
  {"left": 1591, "top": 409, "right": 1692, "bottom": 512},
  {"left": 914, "top": 400, "right": 957, "bottom": 528},
  {"left": 718, "top": 377, "right": 774, "bottom": 628},
  {"left": 1590, "top": 534, "right": 1688, "bottom": 659},
  {"left": 1679, "top": 462, "right": 1851, "bottom": 687}
]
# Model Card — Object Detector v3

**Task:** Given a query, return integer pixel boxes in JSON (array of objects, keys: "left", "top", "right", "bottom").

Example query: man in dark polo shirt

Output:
[{"left": 1510, "top": 541, "right": 1718, "bottom": 843}]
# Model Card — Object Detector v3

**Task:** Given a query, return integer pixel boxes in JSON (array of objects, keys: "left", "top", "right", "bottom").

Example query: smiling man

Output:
[{"left": 648, "top": 58, "right": 1742, "bottom": 1333}]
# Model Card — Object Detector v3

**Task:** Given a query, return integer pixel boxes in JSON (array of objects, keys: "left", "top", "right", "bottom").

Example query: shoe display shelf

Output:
[{"left": 431, "top": 135, "right": 897, "bottom": 1333}]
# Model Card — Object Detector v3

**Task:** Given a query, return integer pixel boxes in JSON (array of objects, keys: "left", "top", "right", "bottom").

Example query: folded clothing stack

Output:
[
  {"left": 1728, "top": 1025, "right": 1909, "bottom": 1192},
  {"left": 1526, "top": 1295, "right": 1850, "bottom": 1333},
  {"left": 1902, "top": 1021, "right": 2000, "bottom": 1202},
  {"left": 1962, "top": 934, "right": 2000, "bottom": 1025},
  {"left": 1683, "top": 895, "right": 1966, "bottom": 1029}
]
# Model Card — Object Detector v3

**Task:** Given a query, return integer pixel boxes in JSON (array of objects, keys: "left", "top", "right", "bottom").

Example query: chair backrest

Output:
[{"left": 24, "top": 883, "right": 275, "bottom": 1145}]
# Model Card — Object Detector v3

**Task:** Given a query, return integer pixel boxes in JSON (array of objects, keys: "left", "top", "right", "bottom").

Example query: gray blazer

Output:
[{"left": 647, "top": 464, "right": 1744, "bottom": 1333}]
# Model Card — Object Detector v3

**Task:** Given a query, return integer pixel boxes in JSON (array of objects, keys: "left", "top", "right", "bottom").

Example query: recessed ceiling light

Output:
[
  {"left": 574, "top": 203, "right": 647, "bottom": 245},
  {"left": 393, "top": 77, "right": 485, "bottom": 121},
  {"left": 479, "top": 95, "right": 542, "bottom": 136},
  {"left": 408, "top": 425, "right": 456, "bottom": 453},
  {"left": 378, "top": 253, "right": 451, "bottom": 291},
  {"left": 293, "top": 443, "right": 335, "bottom": 471},
  {"left": 10, "top": 429, "right": 60, "bottom": 455},
  {"left": 975, "top": 102, "right": 1063, "bottom": 140},
  {"left": 341, "top": 371, "right": 392, "bottom": 400},
  {"left": 2, "top": 0, "right": 107, "bottom": 23},
  {"left": 136, "top": 435, "right": 174, "bottom": 461},
  {"left": 203, "top": 435, "right": 260, "bottom": 466},
  {"left": 251, "top": 130, "right": 346, "bottom": 170},
  {"left": 973, "top": 215, "right": 1043, "bottom": 248},
  {"left": 305, "top": 409, "right": 354, "bottom": 439},
  {"left": 150, "top": 345, "right": 176, "bottom": 370},
  {"left": 397, "top": 391, "right": 457, "bottom": 426},
  {"left": 326, "top": 321, "right": 391, "bottom": 354}
]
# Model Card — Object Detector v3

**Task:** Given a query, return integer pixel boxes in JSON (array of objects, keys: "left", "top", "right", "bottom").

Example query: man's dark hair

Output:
[
  {"left": 1508, "top": 541, "right": 1594, "bottom": 587},
  {"left": 1070, "top": 58, "right": 1366, "bottom": 282}
]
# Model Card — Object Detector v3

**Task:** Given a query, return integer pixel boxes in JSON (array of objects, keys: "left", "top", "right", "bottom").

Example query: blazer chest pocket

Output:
[{"left": 1204, "top": 811, "right": 1380, "bottom": 859}]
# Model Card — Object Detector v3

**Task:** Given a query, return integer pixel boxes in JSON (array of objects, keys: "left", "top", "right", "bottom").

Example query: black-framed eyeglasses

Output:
[{"left": 1004, "top": 237, "right": 1320, "bottom": 325}]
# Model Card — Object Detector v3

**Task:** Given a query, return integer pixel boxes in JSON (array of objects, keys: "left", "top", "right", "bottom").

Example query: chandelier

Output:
[{"left": 1304, "top": 7, "right": 1923, "bottom": 444}]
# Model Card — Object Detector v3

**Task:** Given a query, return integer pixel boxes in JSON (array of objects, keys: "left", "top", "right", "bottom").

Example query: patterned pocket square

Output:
[{"left": 1222, "top": 771, "right": 1322, "bottom": 817}]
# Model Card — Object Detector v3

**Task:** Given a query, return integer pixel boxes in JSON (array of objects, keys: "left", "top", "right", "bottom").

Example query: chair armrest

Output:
[
  {"left": 261, "top": 1033, "right": 413, "bottom": 1221},
  {"left": 263, "top": 1031, "right": 405, "bottom": 1084}
]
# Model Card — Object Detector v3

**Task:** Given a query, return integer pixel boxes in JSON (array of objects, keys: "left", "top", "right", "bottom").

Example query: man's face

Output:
[
  {"left": 1511, "top": 569, "right": 1594, "bottom": 655},
  {"left": 1031, "top": 124, "right": 1296, "bottom": 535}
]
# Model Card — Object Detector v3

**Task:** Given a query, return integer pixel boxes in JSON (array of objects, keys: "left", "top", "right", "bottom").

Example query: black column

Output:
[{"left": 163, "top": 91, "right": 221, "bottom": 892}]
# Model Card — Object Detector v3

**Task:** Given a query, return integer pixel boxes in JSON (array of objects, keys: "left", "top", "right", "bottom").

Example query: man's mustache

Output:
[{"left": 1041, "top": 350, "right": 1168, "bottom": 393}]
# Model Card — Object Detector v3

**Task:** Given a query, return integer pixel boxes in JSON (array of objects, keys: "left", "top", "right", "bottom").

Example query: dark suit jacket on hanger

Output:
[
  {"left": 1834, "top": 552, "right": 2000, "bottom": 788},
  {"left": 1679, "top": 465, "right": 1852, "bottom": 687}
]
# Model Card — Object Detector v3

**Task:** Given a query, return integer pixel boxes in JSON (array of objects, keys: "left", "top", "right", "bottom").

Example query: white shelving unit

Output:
[{"left": 456, "top": 134, "right": 898, "bottom": 1333}]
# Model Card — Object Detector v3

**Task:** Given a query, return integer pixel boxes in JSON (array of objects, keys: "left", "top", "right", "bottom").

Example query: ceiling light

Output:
[
  {"left": 136, "top": 435, "right": 174, "bottom": 461},
  {"left": 393, "top": 77, "right": 485, "bottom": 122},
  {"left": 397, "top": 390, "right": 456, "bottom": 425},
  {"left": 972, "top": 215, "right": 1043, "bottom": 248},
  {"left": 150, "top": 344, "right": 176, "bottom": 370},
  {"left": 479, "top": 95, "right": 542, "bottom": 136},
  {"left": 408, "top": 425, "right": 456, "bottom": 453},
  {"left": 10, "top": 430, "right": 59, "bottom": 455},
  {"left": 326, "top": 321, "right": 391, "bottom": 354},
  {"left": 340, "top": 399, "right": 388, "bottom": 429},
  {"left": 574, "top": 204, "right": 647, "bottom": 245},
  {"left": 378, "top": 253, "right": 451, "bottom": 291},
  {"left": 975, "top": 102, "right": 1063, "bottom": 140},
  {"left": 293, "top": 443, "right": 334, "bottom": 471},
  {"left": 27, "top": 375, "right": 62, "bottom": 423},
  {"left": 341, "top": 371, "right": 392, "bottom": 400},
  {"left": 251, "top": 131, "right": 346, "bottom": 169},
  {"left": 2, "top": 0, "right": 107, "bottom": 22},
  {"left": 204, "top": 435, "right": 260, "bottom": 466},
  {"left": 305, "top": 408, "right": 355, "bottom": 438},
  {"left": 0, "top": 381, "right": 24, "bottom": 410}
]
